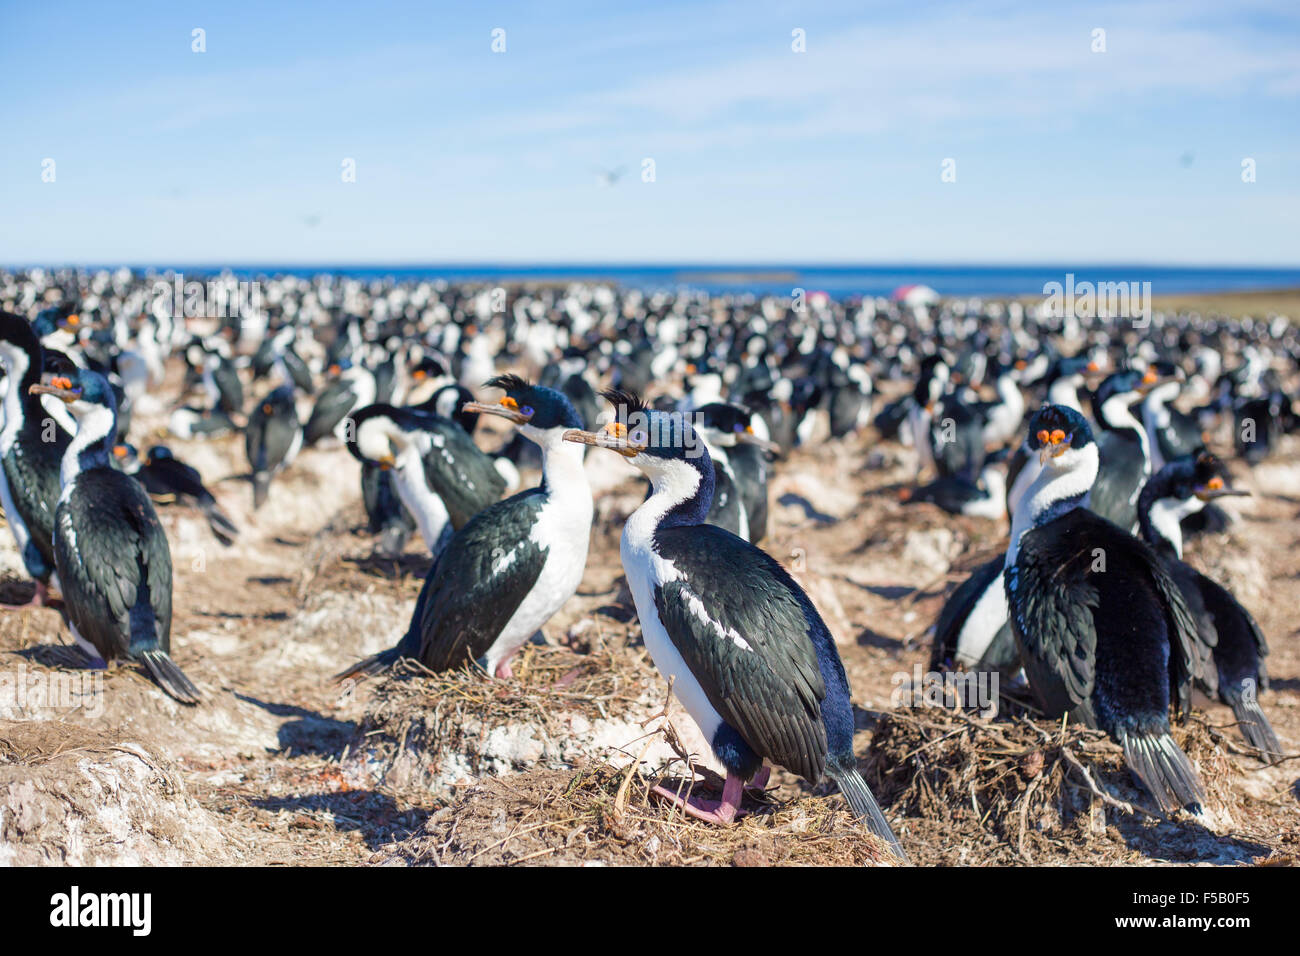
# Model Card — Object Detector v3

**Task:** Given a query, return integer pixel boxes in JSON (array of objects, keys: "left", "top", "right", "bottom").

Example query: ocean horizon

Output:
[{"left": 12, "top": 263, "right": 1300, "bottom": 299}]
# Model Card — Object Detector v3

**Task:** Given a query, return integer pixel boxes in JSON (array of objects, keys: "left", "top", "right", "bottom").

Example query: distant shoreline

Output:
[{"left": 5, "top": 264, "right": 1299, "bottom": 307}]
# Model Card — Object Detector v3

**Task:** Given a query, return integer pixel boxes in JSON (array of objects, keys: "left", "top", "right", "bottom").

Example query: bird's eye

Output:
[
  {"left": 629, "top": 429, "right": 648, "bottom": 444},
  {"left": 733, "top": 423, "right": 744, "bottom": 432},
  {"left": 521, "top": 405, "right": 534, "bottom": 417}
]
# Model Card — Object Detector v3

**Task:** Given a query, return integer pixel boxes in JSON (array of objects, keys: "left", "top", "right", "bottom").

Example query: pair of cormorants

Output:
[
  {"left": 337, "top": 376, "right": 906, "bottom": 860},
  {"left": 935, "top": 403, "right": 1281, "bottom": 815},
  {"left": 0, "top": 313, "right": 199, "bottom": 704}
]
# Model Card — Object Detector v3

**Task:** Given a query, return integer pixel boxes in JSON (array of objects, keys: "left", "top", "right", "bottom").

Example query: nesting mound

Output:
[
  {"left": 378, "top": 759, "right": 894, "bottom": 866},
  {"left": 864, "top": 708, "right": 1262, "bottom": 865},
  {"left": 341, "top": 644, "right": 715, "bottom": 796},
  {"left": 0, "top": 720, "right": 228, "bottom": 865}
]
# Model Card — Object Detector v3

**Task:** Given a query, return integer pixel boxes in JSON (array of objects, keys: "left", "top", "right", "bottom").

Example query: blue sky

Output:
[{"left": 2, "top": 0, "right": 1297, "bottom": 265}]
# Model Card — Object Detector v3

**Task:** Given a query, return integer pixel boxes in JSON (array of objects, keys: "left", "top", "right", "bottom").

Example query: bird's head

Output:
[
  {"left": 464, "top": 374, "right": 583, "bottom": 446},
  {"left": 1025, "top": 403, "right": 1094, "bottom": 469},
  {"left": 564, "top": 388, "right": 713, "bottom": 482},
  {"left": 29, "top": 368, "right": 116, "bottom": 418},
  {"left": 1149, "top": 449, "right": 1247, "bottom": 506},
  {"left": 112, "top": 442, "right": 141, "bottom": 471},
  {"left": 695, "top": 401, "right": 778, "bottom": 453}
]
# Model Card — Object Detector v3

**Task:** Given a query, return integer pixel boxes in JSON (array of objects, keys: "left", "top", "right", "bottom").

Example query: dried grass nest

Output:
[
  {"left": 348, "top": 643, "right": 649, "bottom": 756},
  {"left": 382, "top": 758, "right": 895, "bottom": 867},
  {"left": 861, "top": 706, "right": 1262, "bottom": 864}
]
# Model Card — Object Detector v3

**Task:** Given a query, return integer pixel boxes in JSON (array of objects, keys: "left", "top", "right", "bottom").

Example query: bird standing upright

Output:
[
  {"left": 1005, "top": 404, "right": 1206, "bottom": 813},
  {"left": 336, "top": 375, "right": 592, "bottom": 681},
  {"left": 565, "top": 389, "right": 906, "bottom": 860},
  {"left": 1136, "top": 451, "right": 1281, "bottom": 757},
  {"left": 30, "top": 370, "right": 199, "bottom": 704},
  {"left": 0, "top": 310, "right": 70, "bottom": 607}
]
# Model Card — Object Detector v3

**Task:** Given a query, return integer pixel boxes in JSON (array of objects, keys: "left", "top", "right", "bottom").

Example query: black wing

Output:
[
  {"left": 56, "top": 469, "right": 173, "bottom": 660},
  {"left": 652, "top": 524, "right": 828, "bottom": 782},
  {"left": 1008, "top": 509, "right": 1201, "bottom": 726},
  {"left": 1089, "top": 431, "right": 1145, "bottom": 529},
  {"left": 304, "top": 379, "right": 357, "bottom": 444},
  {"left": 3, "top": 419, "right": 70, "bottom": 574},
  {"left": 412, "top": 489, "right": 547, "bottom": 670},
  {"left": 143, "top": 458, "right": 211, "bottom": 505},
  {"left": 246, "top": 390, "right": 299, "bottom": 473},
  {"left": 1164, "top": 558, "right": 1219, "bottom": 699},
  {"left": 1195, "top": 570, "right": 1269, "bottom": 689},
  {"left": 417, "top": 417, "right": 507, "bottom": 529},
  {"left": 728, "top": 444, "right": 768, "bottom": 542}
]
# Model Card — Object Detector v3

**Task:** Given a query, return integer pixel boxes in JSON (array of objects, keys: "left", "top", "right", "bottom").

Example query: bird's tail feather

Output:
[
  {"left": 332, "top": 644, "right": 403, "bottom": 685},
  {"left": 376, "top": 523, "right": 410, "bottom": 559},
  {"left": 1226, "top": 688, "right": 1283, "bottom": 759},
  {"left": 1120, "top": 729, "right": 1207, "bottom": 814},
  {"left": 201, "top": 499, "right": 239, "bottom": 546},
  {"left": 138, "top": 649, "right": 201, "bottom": 705},
  {"left": 252, "top": 472, "right": 271, "bottom": 510},
  {"left": 826, "top": 762, "right": 909, "bottom": 864}
]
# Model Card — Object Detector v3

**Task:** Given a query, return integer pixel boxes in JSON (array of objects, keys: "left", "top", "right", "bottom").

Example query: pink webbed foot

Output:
[
  {"left": 745, "top": 766, "right": 771, "bottom": 793},
  {"left": 494, "top": 650, "right": 520, "bottom": 679},
  {"left": 652, "top": 772, "right": 745, "bottom": 824}
]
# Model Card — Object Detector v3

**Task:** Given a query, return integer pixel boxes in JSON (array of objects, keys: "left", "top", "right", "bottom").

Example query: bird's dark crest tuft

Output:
[
  {"left": 484, "top": 373, "right": 530, "bottom": 393},
  {"left": 600, "top": 387, "right": 646, "bottom": 417}
]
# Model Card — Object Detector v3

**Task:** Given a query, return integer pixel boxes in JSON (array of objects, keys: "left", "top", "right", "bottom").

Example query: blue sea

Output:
[{"left": 93, "top": 264, "right": 1300, "bottom": 299}]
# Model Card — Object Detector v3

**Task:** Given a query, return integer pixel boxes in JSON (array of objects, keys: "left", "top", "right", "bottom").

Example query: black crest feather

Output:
[
  {"left": 600, "top": 387, "right": 646, "bottom": 417},
  {"left": 484, "top": 373, "right": 530, "bottom": 392}
]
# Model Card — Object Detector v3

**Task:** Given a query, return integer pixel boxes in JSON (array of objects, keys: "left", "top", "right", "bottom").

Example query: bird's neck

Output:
[
  {"left": 1047, "top": 376, "right": 1082, "bottom": 411},
  {"left": 1139, "top": 495, "right": 1201, "bottom": 560},
  {"left": 627, "top": 458, "right": 714, "bottom": 553},
  {"left": 0, "top": 341, "right": 42, "bottom": 435},
  {"left": 1101, "top": 394, "right": 1151, "bottom": 472},
  {"left": 538, "top": 438, "right": 590, "bottom": 504},
  {"left": 272, "top": 355, "right": 294, "bottom": 390},
  {"left": 62, "top": 405, "right": 116, "bottom": 486},
  {"left": 1007, "top": 445, "right": 1098, "bottom": 565}
]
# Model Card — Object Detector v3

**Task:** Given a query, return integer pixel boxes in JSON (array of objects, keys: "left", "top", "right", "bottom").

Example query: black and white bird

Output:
[
  {"left": 902, "top": 454, "right": 1007, "bottom": 520},
  {"left": 0, "top": 311, "right": 70, "bottom": 607},
  {"left": 304, "top": 357, "right": 377, "bottom": 446},
  {"left": 336, "top": 375, "right": 592, "bottom": 681},
  {"left": 114, "top": 444, "right": 239, "bottom": 547},
  {"left": 693, "top": 402, "right": 778, "bottom": 542},
  {"left": 346, "top": 401, "right": 507, "bottom": 555},
  {"left": 1088, "top": 369, "right": 1157, "bottom": 532},
  {"left": 245, "top": 384, "right": 302, "bottom": 510},
  {"left": 1137, "top": 452, "right": 1281, "bottom": 757},
  {"left": 30, "top": 370, "right": 199, "bottom": 703},
  {"left": 564, "top": 390, "right": 906, "bottom": 859},
  {"left": 1005, "top": 404, "right": 1206, "bottom": 813}
]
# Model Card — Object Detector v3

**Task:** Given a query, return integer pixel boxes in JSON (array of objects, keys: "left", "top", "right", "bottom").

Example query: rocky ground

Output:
[{"left": 1, "top": 387, "right": 1297, "bottom": 866}]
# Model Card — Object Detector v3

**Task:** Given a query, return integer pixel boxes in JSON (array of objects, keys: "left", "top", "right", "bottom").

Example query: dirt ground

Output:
[{"left": 1, "top": 383, "right": 1297, "bottom": 866}]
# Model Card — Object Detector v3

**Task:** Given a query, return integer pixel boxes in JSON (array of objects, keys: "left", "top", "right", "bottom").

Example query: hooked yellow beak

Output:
[
  {"left": 463, "top": 397, "right": 533, "bottom": 425},
  {"left": 1036, "top": 428, "right": 1072, "bottom": 464},
  {"left": 29, "top": 376, "right": 80, "bottom": 404},
  {"left": 563, "top": 421, "right": 645, "bottom": 458},
  {"left": 1194, "top": 475, "right": 1248, "bottom": 502},
  {"left": 736, "top": 428, "right": 780, "bottom": 455},
  {"left": 1138, "top": 368, "right": 1175, "bottom": 394}
]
